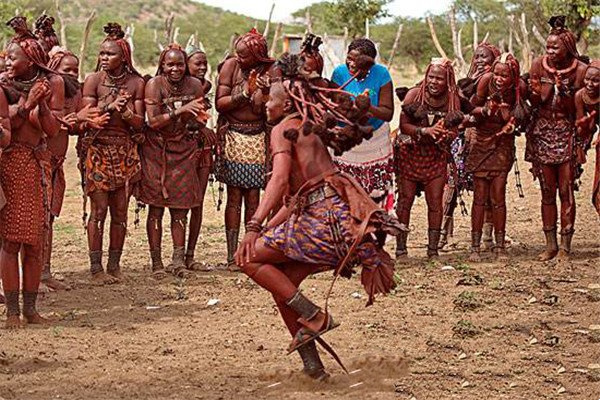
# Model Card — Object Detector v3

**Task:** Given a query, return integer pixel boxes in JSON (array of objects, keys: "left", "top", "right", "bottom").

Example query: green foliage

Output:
[
  {"left": 1, "top": 0, "right": 597, "bottom": 77},
  {"left": 293, "top": 0, "right": 390, "bottom": 37}
]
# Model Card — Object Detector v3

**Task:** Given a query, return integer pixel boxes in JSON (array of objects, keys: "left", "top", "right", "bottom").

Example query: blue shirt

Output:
[{"left": 331, "top": 63, "right": 392, "bottom": 130}]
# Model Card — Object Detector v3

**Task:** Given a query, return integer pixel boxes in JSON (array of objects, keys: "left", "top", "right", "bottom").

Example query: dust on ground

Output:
[{"left": 1, "top": 130, "right": 600, "bottom": 400}]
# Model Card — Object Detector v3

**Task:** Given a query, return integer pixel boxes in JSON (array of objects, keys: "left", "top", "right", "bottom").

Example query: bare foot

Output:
[
  {"left": 91, "top": 271, "right": 120, "bottom": 285},
  {"left": 395, "top": 253, "right": 409, "bottom": 264},
  {"left": 5, "top": 315, "right": 22, "bottom": 330},
  {"left": 42, "top": 277, "right": 71, "bottom": 291},
  {"left": 495, "top": 248, "right": 509, "bottom": 262},
  {"left": 107, "top": 270, "right": 123, "bottom": 280},
  {"left": 24, "top": 312, "right": 52, "bottom": 326},
  {"left": 556, "top": 249, "right": 570, "bottom": 261},
  {"left": 482, "top": 239, "right": 494, "bottom": 252},
  {"left": 151, "top": 269, "right": 168, "bottom": 280},
  {"left": 468, "top": 251, "right": 481, "bottom": 263},
  {"left": 226, "top": 262, "right": 240, "bottom": 272},
  {"left": 538, "top": 248, "right": 558, "bottom": 262}
]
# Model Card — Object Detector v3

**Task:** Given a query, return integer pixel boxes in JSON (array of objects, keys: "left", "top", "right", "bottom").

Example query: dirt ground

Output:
[{"left": 1, "top": 130, "right": 600, "bottom": 399}]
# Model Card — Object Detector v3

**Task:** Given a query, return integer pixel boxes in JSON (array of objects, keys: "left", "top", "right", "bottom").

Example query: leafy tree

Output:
[{"left": 293, "top": 0, "right": 390, "bottom": 37}]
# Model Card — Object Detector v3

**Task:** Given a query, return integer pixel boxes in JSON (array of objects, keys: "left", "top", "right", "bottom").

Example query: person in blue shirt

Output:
[{"left": 331, "top": 38, "right": 395, "bottom": 209}]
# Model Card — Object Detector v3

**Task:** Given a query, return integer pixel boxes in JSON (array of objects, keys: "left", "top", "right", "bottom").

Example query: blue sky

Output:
[{"left": 197, "top": 0, "right": 454, "bottom": 22}]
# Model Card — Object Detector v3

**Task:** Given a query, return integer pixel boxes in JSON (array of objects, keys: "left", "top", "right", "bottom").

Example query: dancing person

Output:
[{"left": 236, "top": 53, "right": 400, "bottom": 380}]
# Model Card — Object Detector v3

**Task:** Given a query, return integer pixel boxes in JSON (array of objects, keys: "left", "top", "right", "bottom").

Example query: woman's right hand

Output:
[{"left": 178, "top": 98, "right": 205, "bottom": 117}]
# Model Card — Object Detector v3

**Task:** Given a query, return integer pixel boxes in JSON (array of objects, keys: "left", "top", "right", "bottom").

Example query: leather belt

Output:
[{"left": 305, "top": 185, "right": 337, "bottom": 206}]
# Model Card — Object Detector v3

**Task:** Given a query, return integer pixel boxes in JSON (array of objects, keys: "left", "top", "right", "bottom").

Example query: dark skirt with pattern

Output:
[
  {"left": 525, "top": 116, "right": 574, "bottom": 165},
  {"left": 85, "top": 138, "right": 141, "bottom": 195},
  {"left": 0, "top": 143, "right": 51, "bottom": 246},
  {"left": 262, "top": 193, "right": 391, "bottom": 276},
  {"left": 139, "top": 130, "right": 202, "bottom": 209},
  {"left": 395, "top": 140, "right": 448, "bottom": 182}
]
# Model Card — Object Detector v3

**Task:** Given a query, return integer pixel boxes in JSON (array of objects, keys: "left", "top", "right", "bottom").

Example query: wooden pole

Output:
[
  {"left": 78, "top": 9, "right": 96, "bottom": 81},
  {"left": 532, "top": 25, "right": 546, "bottom": 47},
  {"left": 426, "top": 16, "right": 448, "bottom": 59},
  {"left": 519, "top": 13, "right": 532, "bottom": 71},
  {"left": 54, "top": 0, "right": 67, "bottom": 47},
  {"left": 269, "top": 22, "right": 283, "bottom": 57},
  {"left": 305, "top": 9, "right": 312, "bottom": 33},
  {"left": 472, "top": 18, "right": 478, "bottom": 49},
  {"left": 263, "top": 2, "right": 275, "bottom": 38},
  {"left": 387, "top": 23, "right": 403, "bottom": 68}
]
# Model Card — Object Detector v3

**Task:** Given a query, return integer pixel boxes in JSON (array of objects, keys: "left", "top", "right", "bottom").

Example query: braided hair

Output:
[
  {"left": 403, "top": 59, "right": 463, "bottom": 129},
  {"left": 34, "top": 14, "right": 59, "bottom": 52},
  {"left": 275, "top": 53, "right": 375, "bottom": 156},
  {"left": 490, "top": 53, "right": 528, "bottom": 123}
]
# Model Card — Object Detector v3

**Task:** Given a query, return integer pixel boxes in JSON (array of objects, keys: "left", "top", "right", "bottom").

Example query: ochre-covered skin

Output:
[
  {"left": 526, "top": 26, "right": 587, "bottom": 261},
  {"left": 0, "top": 28, "right": 64, "bottom": 328},
  {"left": 396, "top": 62, "right": 460, "bottom": 258},
  {"left": 80, "top": 26, "right": 145, "bottom": 284},
  {"left": 215, "top": 29, "right": 281, "bottom": 268}
]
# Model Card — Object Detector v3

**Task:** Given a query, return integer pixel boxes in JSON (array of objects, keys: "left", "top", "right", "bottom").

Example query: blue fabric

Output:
[{"left": 331, "top": 63, "right": 392, "bottom": 130}]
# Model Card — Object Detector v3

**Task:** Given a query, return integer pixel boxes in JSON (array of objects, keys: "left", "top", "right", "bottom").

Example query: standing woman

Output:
[
  {"left": 184, "top": 46, "right": 217, "bottom": 270},
  {"left": 526, "top": 16, "right": 587, "bottom": 261},
  {"left": 440, "top": 42, "right": 500, "bottom": 249},
  {"left": 80, "top": 23, "right": 145, "bottom": 283},
  {"left": 395, "top": 59, "right": 462, "bottom": 259},
  {"left": 140, "top": 44, "right": 207, "bottom": 277},
  {"left": 466, "top": 53, "right": 527, "bottom": 262},
  {"left": 331, "top": 38, "right": 394, "bottom": 208},
  {"left": 575, "top": 61, "right": 600, "bottom": 214}
]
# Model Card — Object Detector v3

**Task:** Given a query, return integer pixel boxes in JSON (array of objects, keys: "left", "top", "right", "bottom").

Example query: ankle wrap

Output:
[
  {"left": 89, "top": 250, "right": 103, "bottom": 275},
  {"left": 286, "top": 291, "right": 320, "bottom": 321}
]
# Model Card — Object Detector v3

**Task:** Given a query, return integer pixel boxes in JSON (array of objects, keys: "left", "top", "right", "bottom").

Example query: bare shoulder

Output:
[
  {"left": 403, "top": 87, "right": 420, "bottom": 104},
  {"left": 186, "top": 76, "right": 204, "bottom": 91},
  {"left": 576, "top": 60, "right": 588, "bottom": 76},
  {"left": 272, "top": 117, "right": 301, "bottom": 140},
  {"left": 47, "top": 73, "right": 64, "bottom": 86},
  {"left": 83, "top": 71, "right": 103, "bottom": 87},
  {"left": 129, "top": 74, "right": 145, "bottom": 94},
  {"left": 530, "top": 56, "right": 543, "bottom": 74},
  {"left": 218, "top": 58, "right": 237, "bottom": 81}
]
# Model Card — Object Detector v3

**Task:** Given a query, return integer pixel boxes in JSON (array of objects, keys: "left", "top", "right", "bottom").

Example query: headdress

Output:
[
  {"left": 548, "top": 16, "right": 580, "bottom": 60},
  {"left": 97, "top": 22, "right": 140, "bottom": 76},
  {"left": 234, "top": 28, "right": 274, "bottom": 64},
  {"left": 6, "top": 16, "right": 53, "bottom": 74},
  {"left": 34, "top": 14, "right": 59, "bottom": 52}
]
